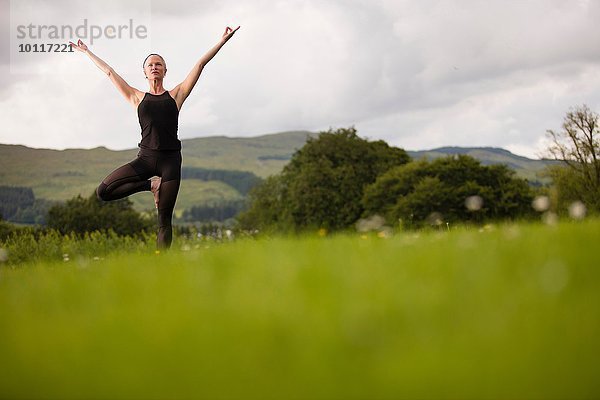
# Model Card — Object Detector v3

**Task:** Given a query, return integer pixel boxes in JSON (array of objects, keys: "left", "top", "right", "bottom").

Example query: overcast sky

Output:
[{"left": 1, "top": 0, "right": 600, "bottom": 158}]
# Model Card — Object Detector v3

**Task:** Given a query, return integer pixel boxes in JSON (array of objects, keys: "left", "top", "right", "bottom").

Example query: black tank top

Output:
[{"left": 137, "top": 91, "right": 181, "bottom": 151}]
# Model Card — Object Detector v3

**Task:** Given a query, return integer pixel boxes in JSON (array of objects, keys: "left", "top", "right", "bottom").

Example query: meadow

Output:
[{"left": 0, "top": 220, "right": 599, "bottom": 399}]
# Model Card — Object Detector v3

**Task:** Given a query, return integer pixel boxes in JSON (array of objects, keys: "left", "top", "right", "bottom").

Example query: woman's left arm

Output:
[{"left": 172, "top": 26, "right": 240, "bottom": 109}]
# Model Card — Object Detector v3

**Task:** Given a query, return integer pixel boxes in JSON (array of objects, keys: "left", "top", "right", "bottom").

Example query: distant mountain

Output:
[
  {"left": 407, "top": 146, "right": 559, "bottom": 183},
  {"left": 0, "top": 131, "right": 557, "bottom": 219}
]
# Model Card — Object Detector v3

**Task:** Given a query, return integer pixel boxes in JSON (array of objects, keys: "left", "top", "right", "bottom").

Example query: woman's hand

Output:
[
  {"left": 222, "top": 26, "right": 240, "bottom": 43},
  {"left": 68, "top": 39, "right": 88, "bottom": 53}
]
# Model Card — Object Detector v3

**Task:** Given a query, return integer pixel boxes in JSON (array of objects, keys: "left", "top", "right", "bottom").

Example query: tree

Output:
[
  {"left": 544, "top": 166, "right": 591, "bottom": 215},
  {"left": 0, "top": 186, "right": 35, "bottom": 221},
  {"left": 238, "top": 127, "right": 411, "bottom": 231},
  {"left": 237, "top": 175, "right": 291, "bottom": 232},
  {"left": 546, "top": 105, "right": 600, "bottom": 212},
  {"left": 362, "top": 155, "right": 534, "bottom": 228},
  {"left": 47, "top": 193, "right": 153, "bottom": 236}
]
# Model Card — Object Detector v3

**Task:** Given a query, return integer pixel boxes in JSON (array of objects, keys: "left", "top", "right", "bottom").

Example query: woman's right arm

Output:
[{"left": 69, "top": 40, "right": 143, "bottom": 109}]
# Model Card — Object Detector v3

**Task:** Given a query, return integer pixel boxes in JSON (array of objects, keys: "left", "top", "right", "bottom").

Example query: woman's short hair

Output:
[{"left": 142, "top": 53, "right": 166, "bottom": 68}]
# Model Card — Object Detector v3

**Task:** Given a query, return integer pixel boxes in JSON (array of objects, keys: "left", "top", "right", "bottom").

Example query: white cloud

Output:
[{"left": 2, "top": 0, "right": 600, "bottom": 158}]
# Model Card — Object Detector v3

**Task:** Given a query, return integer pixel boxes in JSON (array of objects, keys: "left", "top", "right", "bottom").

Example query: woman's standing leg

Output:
[{"left": 155, "top": 152, "right": 182, "bottom": 249}]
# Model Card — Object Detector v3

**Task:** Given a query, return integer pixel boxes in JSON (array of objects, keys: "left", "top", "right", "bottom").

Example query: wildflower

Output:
[
  {"left": 0, "top": 248, "right": 8, "bottom": 263},
  {"left": 542, "top": 212, "right": 558, "bottom": 226},
  {"left": 426, "top": 212, "right": 443, "bottom": 226},
  {"left": 532, "top": 196, "right": 550, "bottom": 212},
  {"left": 356, "top": 215, "right": 385, "bottom": 232},
  {"left": 568, "top": 201, "right": 586, "bottom": 220},
  {"left": 465, "top": 195, "right": 483, "bottom": 211}
]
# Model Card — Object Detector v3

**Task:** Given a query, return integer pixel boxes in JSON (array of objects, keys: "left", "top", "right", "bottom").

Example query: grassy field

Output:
[{"left": 1, "top": 220, "right": 599, "bottom": 399}]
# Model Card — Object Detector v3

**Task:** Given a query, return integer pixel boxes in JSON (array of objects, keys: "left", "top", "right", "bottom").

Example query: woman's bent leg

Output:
[{"left": 96, "top": 163, "right": 151, "bottom": 201}]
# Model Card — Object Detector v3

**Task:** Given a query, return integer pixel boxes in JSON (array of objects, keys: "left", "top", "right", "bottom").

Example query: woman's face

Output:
[{"left": 144, "top": 55, "right": 167, "bottom": 80}]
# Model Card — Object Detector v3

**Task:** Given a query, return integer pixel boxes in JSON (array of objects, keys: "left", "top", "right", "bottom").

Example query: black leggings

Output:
[{"left": 96, "top": 149, "right": 182, "bottom": 249}]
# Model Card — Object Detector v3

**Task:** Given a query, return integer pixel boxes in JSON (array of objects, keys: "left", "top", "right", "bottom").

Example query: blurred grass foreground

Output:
[{"left": 1, "top": 220, "right": 599, "bottom": 399}]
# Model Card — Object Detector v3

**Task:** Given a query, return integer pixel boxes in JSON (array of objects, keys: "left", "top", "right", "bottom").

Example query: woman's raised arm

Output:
[
  {"left": 69, "top": 39, "right": 144, "bottom": 109},
  {"left": 171, "top": 26, "right": 240, "bottom": 110}
]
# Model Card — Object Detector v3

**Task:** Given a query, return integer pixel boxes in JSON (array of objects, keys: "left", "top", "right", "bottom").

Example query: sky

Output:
[{"left": 1, "top": 0, "right": 600, "bottom": 158}]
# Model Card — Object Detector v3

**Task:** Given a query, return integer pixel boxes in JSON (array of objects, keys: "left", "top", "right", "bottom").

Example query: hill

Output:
[
  {"left": 0, "top": 131, "right": 312, "bottom": 217},
  {"left": 0, "top": 131, "right": 557, "bottom": 222}
]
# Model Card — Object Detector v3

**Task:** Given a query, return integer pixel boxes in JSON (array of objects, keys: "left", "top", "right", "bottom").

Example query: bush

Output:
[
  {"left": 0, "top": 228, "right": 153, "bottom": 266},
  {"left": 47, "top": 193, "right": 154, "bottom": 236},
  {"left": 362, "top": 155, "right": 535, "bottom": 228}
]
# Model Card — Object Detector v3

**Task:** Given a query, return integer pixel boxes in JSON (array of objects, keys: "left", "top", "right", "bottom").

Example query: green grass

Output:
[{"left": 1, "top": 220, "right": 599, "bottom": 399}]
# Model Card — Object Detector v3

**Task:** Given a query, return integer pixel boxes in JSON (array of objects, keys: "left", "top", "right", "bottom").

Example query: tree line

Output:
[
  {"left": 0, "top": 186, "right": 54, "bottom": 224},
  {"left": 46, "top": 194, "right": 153, "bottom": 236},
  {"left": 0, "top": 186, "right": 34, "bottom": 221},
  {"left": 239, "top": 105, "right": 600, "bottom": 233},
  {"left": 180, "top": 200, "right": 246, "bottom": 223},
  {"left": 238, "top": 127, "right": 535, "bottom": 232}
]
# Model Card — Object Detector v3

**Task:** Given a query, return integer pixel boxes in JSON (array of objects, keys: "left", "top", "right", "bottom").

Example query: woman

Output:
[{"left": 70, "top": 26, "right": 240, "bottom": 249}]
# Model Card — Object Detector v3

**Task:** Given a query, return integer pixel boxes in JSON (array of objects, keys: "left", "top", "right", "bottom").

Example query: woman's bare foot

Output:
[{"left": 150, "top": 177, "right": 161, "bottom": 209}]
